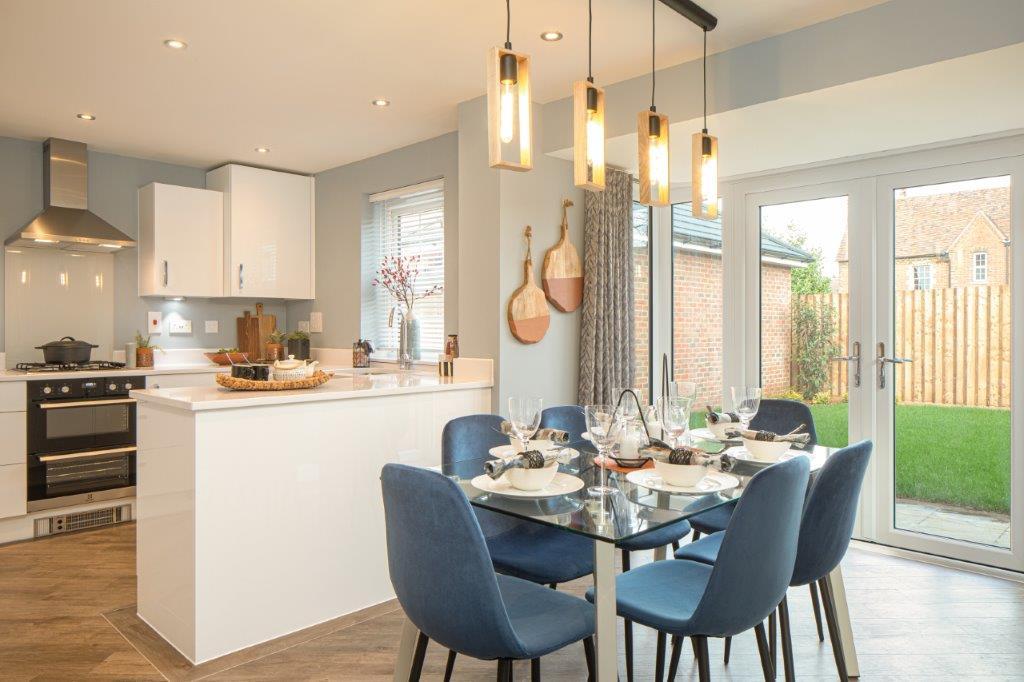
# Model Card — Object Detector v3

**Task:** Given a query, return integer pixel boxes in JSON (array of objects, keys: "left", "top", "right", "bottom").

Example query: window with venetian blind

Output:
[{"left": 361, "top": 180, "right": 445, "bottom": 359}]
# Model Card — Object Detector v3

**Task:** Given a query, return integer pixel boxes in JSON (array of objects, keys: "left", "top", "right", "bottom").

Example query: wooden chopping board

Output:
[
  {"left": 542, "top": 198, "right": 583, "bottom": 312},
  {"left": 236, "top": 302, "right": 276, "bottom": 360},
  {"left": 507, "top": 226, "right": 550, "bottom": 344}
]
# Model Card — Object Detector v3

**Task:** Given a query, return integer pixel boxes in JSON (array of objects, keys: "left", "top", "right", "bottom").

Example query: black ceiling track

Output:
[{"left": 657, "top": 0, "right": 717, "bottom": 31}]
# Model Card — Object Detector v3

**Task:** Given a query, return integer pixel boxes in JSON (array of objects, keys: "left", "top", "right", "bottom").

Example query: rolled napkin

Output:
[
  {"left": 725, "top": 425, "right": 811, "bottom": 447},
  {"left": 705, "top": 405, "right": 741, "bottom": 424},
  {"left": 498, "top": 421, "right": 570, "bottom": 444},
  {"left": 484, "top": 450, "right": 560, "bottom": 479},
  {"left": 640, "top": 442, "right": 715, "bottom": 466}
]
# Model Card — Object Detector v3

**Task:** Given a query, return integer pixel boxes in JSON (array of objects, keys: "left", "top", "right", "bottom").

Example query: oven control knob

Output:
[
  {"left": 42, "top": 386, "right": 52, "bottom": 395},
  {"left": 60, "top": 385, "right": 70, "bottom": 394},
  {"left": 125, "top": 383, "right": 133, "bottom": 391},
  {"left": 109, "top": 383, "right": 118, "bottom": 392}
]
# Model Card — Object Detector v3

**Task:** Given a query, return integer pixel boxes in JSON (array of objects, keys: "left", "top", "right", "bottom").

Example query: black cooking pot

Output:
[{"left": 35, "top": 336, "right": 98, "bottom": 364}]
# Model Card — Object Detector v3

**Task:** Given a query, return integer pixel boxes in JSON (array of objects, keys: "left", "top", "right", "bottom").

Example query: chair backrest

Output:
[
  {"left": 791, "top": 440, "right": 873, "bottom": 586},
  {"left": 688, "top": 456, "right": 810, "bottom": 637},
  {"left": 539, "top": 405, "right": 588, "bottom": 442},
  {"left": 751, "top": 399, "right": 819, "bottom": 448},
  {"left": 381, "top": 464, "right": 528, "bottom": 660},
  {"left": 442, "top": 414, "right": 522, "bottom": 537}
]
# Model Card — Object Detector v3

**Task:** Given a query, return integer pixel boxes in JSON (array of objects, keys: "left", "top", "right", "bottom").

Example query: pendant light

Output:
[
  {"left": 691, "top": 28, "right": 718, "bottom": 219},
  {"left": 638, "top": 0, "right": 669, "bottom": 206},
  {"left": 573, "top": 0, "right": 605, "bottom": 190},
  {"left": 487, "top": 0, "right": 533, "bottom": 171}
]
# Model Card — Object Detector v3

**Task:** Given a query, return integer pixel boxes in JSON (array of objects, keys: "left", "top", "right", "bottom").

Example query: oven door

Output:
[
  {"left": 28, "top": 397, "right": 136, "bottom": 455},
  {"left": 27, "top": 446, "right": 136, "bottom": 508}
]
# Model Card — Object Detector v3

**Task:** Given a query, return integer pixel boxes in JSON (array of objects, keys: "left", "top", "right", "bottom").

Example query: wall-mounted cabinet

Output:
[
  {"left": 138, "top": 183, "right": 224, "bottom": 297},
  {"left": 207, "top": 164, "right": 315, "bottom": 300}
]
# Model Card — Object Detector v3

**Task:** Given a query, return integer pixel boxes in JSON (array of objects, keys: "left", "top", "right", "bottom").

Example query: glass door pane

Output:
[
  {"left": 632, "top": 202, "right": 652, "bottom": 399},
  {"left": 759, "top": 196, "right": 851, "bottom": 448},
  {"left": 891, "top": 176, "right": 1012, "bottom": 549}
]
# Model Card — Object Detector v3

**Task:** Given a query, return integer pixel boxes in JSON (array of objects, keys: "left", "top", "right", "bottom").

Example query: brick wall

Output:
[
  {"left": 633, "top": 246, "right": 650, "bottom": 396},
  {"left": 672, "top": 250, "right": 724, "bottom": 408},
  {"left": 761, "top": 265, "right": 794, "bottom": 395}
]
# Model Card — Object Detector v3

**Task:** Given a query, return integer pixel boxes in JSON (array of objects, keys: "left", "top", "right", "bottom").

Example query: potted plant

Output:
[
  {"left": 266, "top": 329, "right": 287, "bottom": 362},
  {"left": 134, "top": 331, "right": 162, "bottom": 368},
  {"left": 372, "top": 255, "right": 442, "bottom": 366},
  {"left": 287, "top": 330, "right": 311, "bottom": 360}
]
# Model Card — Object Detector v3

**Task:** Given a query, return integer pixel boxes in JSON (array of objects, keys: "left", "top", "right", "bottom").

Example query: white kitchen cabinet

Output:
[
  {"left": 206, "top": 164, "right": 315, "bottom": 300},
  {"left": 147, "top": 372, "right": 221, "bottom": 390},
  {"left": 0, "top": 464, "right": 26, "bottom": 519},
  {"left": 0, "top": 413, "right": 26, "bottom": 466},
  {"left": 138, "top": 183, "right": 224, "bottom": 297}
]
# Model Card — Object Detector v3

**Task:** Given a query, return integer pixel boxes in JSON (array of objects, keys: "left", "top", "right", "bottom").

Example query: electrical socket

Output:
[
  {"left": 298, "top": 320, "right": 311, "bottom": 333},
  {"left": 309, "top": 312, "right": 323, "bottom": 333},
  {"left": 205, "top": 320, "right": 219, "bottom": 334}
]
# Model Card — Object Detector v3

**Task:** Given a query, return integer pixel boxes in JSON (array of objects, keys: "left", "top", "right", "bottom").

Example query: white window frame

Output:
[
  {"left": 911, "top": 263, "right": 934, "bottom": 290},
  {"left": 973, "top": 251, "right": 989, "bottom": 283}
]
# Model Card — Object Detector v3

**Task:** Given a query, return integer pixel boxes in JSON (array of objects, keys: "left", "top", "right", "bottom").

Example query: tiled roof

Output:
[
  {"left": 836, "top": 186, "right": 1010, "bottom": 262},
  {"left": 672, "top": 203, "right": 813, "bottom": 262}
]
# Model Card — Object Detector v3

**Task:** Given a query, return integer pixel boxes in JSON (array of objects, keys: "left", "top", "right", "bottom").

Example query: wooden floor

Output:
[{"left": 2, "top": 522, "right": 1023, "bottom": 680}]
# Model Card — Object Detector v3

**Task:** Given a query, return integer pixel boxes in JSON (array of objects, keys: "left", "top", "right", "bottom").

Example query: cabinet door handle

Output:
[
  {"left": 163, "top": 260, "right": 169, "bottom": 287},
  {"left": 239, "top": 263, "right": 244, "bottom": 290}
]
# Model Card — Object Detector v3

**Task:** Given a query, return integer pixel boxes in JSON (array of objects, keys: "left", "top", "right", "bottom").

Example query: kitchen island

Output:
[{"left": 131, "top": 362, "right": 492, "bottom": 664}]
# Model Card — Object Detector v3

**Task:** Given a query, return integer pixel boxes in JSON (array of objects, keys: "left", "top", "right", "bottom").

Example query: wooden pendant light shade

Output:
[
  {"left": 691, "top": 131, "right": 719, "bottom": 219},
  {"left": 572, "top": 81, "right": 606, "bottom": 191},
  {"left": 637, "top": 110, "right": 670, "bottom": 207},
  {"left": 487, "top": 47, "right": 533, "bottom": 171}
]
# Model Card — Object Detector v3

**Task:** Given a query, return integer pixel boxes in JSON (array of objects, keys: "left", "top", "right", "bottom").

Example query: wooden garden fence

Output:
[{"left": 798, "top": 285, "right": 1011, "bottom": 408}]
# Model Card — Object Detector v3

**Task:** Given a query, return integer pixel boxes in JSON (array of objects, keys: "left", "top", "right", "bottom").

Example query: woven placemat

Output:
[{"left": 215, "top": 370, "right": 333, "bottom": 391}]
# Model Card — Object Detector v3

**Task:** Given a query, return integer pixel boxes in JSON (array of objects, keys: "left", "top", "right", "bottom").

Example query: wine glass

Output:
[
  {"left": 665, "top": 380, "right": 698, "bottom": 403},
  {"left": 507, "top": 397, "right": 543, "bottom": 453},
  {"left": 585, "top": 404, "right": 625, "bottom": 497},
  {"left": 729, "top": 386, "right": 763, "bottom": 427},
  {"left": 656, "top": 396, "right": 693, "bottom": 447}
]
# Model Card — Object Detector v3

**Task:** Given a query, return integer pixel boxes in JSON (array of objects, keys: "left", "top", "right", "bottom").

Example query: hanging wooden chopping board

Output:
[
  {"left": 542, "top": 198, "right": 583, "bottom": 312},
  {"left": 508, "top": 226, "right": 550, "bottom": 344},
  {"left": 236, "top": 302, "right": 276, "bottom": 360}
]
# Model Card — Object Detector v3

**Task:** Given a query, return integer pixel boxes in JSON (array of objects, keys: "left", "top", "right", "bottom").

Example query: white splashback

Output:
[{"left": 4, "top": 248, "right": 115, "bottom": 367}]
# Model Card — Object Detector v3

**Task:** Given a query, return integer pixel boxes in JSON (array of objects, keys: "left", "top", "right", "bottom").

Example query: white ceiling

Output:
[{"left": 0, "top": 0, "right": 885, "bottom": 173}]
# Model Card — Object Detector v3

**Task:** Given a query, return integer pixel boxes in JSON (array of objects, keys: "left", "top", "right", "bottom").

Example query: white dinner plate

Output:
[
  {"left": 625, "top": 469, "right": 740, "bottom": 495},
  {"left": 470, "top": 472, "right": 585, "bottom": 499},
  {"left": 726, "top": 447, "right": 824, "bottom": 472},
  {"left": 488, "top": 445, "right": 580, "bottom": 460},
  {"left": 690, "top": 427, "right": 741, "bottom": 442}
]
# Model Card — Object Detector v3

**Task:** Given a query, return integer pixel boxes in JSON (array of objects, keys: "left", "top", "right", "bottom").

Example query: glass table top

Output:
[{"left": 440, "top": 442, "right": 834, "bottom": 544}]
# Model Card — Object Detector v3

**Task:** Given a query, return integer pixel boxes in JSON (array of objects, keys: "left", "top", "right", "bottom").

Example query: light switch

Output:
[
  {"left": 147, "top": 312, "right": 163, "bottom": 334},
  {"left": 205, "top": 320, "right": 219, "bottom": 334},
  {"left": 309, "top": 312, "right": 323, "bottom": 333},
  {"left": 298, "top": 320, "right": 311, "bottom": 333}
]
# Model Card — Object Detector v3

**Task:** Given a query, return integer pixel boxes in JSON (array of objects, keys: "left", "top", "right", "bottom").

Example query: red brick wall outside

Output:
[
  {"left": 672, "top": 250, "right": 724, "bottom": 408},
  {"left": 633, "top": 246, "right": 650, "bottom": 396},
  {"left": 760, "top": 265, "right": 795, "bottom": 395}
]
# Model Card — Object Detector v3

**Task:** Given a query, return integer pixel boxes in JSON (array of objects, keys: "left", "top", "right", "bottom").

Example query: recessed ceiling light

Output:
[
  {"left": 76, "top": 113, "right": 96, "bottom": 120},
  {"left": 255, "top": 147, "right": 270, "bottom": 154},
  {"left": 371, "top": 99, "right": 391, "bottom": 107},
  {"left": 164, "top": 39, "right": 187, "bottom": 50},
  {"left": 540, "top": 31, "right": 563, "bottom": 41}
]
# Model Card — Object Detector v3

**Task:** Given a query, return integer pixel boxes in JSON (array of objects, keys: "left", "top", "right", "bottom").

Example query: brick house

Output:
[
  {"left": 836, "top": 186, "right": 1011, "bottom": 293},
  {"left": 633, "top": 203, "right": 812, "bottom": 405}
]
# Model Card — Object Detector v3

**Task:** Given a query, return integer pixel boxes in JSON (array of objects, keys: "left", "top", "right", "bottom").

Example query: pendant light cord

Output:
[
  {"left": 650, "top": 0, "right": 656, "bottom": 109},
  {"left": 702, "top": 28, "right": 708, "bottom": 132},
  {"left": 587, "top": 0, "right": 594, "bottom": 82},
  {"left": 505, "top": 0, "right": 511, "bottom": 48}
]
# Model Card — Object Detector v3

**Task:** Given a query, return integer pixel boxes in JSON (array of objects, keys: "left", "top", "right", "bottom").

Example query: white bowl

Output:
[
  {"left": 506, "top": 461, "right": 559, "bottom": 491},
  {"left": 742, "top": 438, "right": 791, "bottom": 462},
  {"left": 510, "top": 438, "right": 554, "bottom": 453},
  {"left": 653, "top": 460, "right": 707, "bottom": 487},
  {"left": 705, "top": 419, "right": 735, "bottom": 440}
]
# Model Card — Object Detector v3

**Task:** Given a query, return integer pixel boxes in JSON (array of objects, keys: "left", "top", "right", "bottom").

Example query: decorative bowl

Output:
[
  {"left": 205, "top": 351, "right": 251, "bottom": 366},
  {"left": 510, "top": 438, "right": 554, "bottom": 453},
  {"left": 653, "top": 460, "right": 707, "bottom": 487},
  {"left": 742, "top": 438, "right": 791, "bottom": 462},
  {"left": 705, "top": 419, "right": 735, "bottom": 440},
  {"left": 506, "top": 461, "right": 559, "bottom": 491}
]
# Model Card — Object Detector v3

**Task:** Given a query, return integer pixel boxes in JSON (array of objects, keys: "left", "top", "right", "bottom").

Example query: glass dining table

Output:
[{"left": 392, "top": 444, "right": 860, "bottom": 681}]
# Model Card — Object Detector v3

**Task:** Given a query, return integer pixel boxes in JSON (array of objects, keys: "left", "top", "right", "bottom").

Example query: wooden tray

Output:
[{"left": 216, "top": 370, "right": 333, "bottom": 391}]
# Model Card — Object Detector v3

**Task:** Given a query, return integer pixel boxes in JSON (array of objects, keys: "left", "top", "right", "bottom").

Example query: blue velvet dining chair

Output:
[
  {"left": 675, "top": 440, "right": 873, "bottom": 681},
  {"left": 381, "top": 464, "right": 596, "bottom": 681},
  {"left": 540, "top": 404, "right": 695, "bottom": 681},
  {"left": 588, "top": 456, "right": 810, "bottom": 682}
]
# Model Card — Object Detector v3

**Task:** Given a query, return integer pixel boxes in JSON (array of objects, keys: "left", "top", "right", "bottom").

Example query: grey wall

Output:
[
  {"left": 286, "top": 132, "right": 459, "bottom": 347},
  {"left": 0, "top": 136, "right": 287, "bottom": 354}
]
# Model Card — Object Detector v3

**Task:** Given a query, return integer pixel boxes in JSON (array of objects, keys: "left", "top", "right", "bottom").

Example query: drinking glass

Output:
[
  {"left": 656, "top": 396, "right": 693, "bottom": 447},
  {"left": 729, "top": 386, "right": 763, "bottom": 426},
  {"left": 665, "top": 380, "right": 698, "bottom": 403},
  {"left": 507, "top": 397, "right": 543, "bottom": 452},
  {"left": 585, "top": 404, "right": 625, "bottom": 497},
  {"left": 612, "top": 387, "right": 643, "bottom": 420}
]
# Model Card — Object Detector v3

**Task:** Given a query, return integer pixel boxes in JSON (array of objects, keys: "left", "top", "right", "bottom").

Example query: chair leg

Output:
[
  {"left": 778, "top": 598, "right": 796, "bottom": 682},
  {"left": 548, "top": 583, "right": 557, "bottom": 590},
  {"left": 818, "top": 577, "right": 850, "bottom": 681},
  {"left": 531, "top": 657, "right": 540, "bottom": 681},
  {"left": 409, "top": 632, "right": 429, "bottom": 682},
  {"left": 754, "top": 623, "right": 775, "bottom": 682},
  {"left": 622, "top": 549, "right": 631, "bottom": 572},
  {"left": 724, "top": 636, "right": 732, "bottom": 664},
  {"left": 694, "top": 635, "right": 711, "bottom": 682},
  {"left": 496, "top": 658, "right": 512, "bottom": 682},
  {"left": 624, "top": 620, "right": 635, "bottom": 682},
  {"left": 809, "top": 582, "right": 825, "bottom": 642},
  {"left": 769, "top": 610, "right": 777, "bottom": 673},
  {"left": 692, "top": 529, "right": 702, "bottom": 541},
  {"left": 655, "top": 631, "right": 667, "bottom": 682},
  {"left": 443, "top": 649, "right": 457, "bottom": 682},
  {"left": 671, "top": 540, "right": 680, "bottom": 552},
  {"left": 667, "top": 635, "right": 683, "bottom": 682},
  {"left": 583, "top": 636, "right": 595, "bottom": 682}
]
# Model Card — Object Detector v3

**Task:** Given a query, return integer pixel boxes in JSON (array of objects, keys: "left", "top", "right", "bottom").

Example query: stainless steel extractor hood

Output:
[{"left": 3, "top": 138, "right": 135, "bottom": 252}]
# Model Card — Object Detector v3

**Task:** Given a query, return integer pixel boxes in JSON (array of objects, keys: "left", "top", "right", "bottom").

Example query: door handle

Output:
[
  {"left": 38, "top": 446, "right": 137, "bottom": 462},
  {"left": 163, "top": 260, "right": 169, "bottom": 287},
  {"left": 830, "top": 341, "right": 861, "bottom": 388},
  {"left": 239, "top": 263, "right": 244, "bottom": 291},
  {"left": 876, "top": 342, "right": 913, "bottom": 389}
]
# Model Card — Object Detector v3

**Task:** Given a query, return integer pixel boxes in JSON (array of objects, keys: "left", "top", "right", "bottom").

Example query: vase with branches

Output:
[{"left": 372, "top": 255, "right": 442, "bottom": 365}]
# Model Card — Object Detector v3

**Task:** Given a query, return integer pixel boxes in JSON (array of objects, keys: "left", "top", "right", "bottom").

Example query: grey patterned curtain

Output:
[{"left": 578, "top": 169, "right": 635, "bottom": 405}]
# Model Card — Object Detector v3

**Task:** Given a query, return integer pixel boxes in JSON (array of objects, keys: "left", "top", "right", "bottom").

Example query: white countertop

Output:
[
  {"left": 131, "top": 371, "right": 492, "bottom": 411},
  {"left": 0, "top": 363, "right": 230, "bottom": 382}
]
